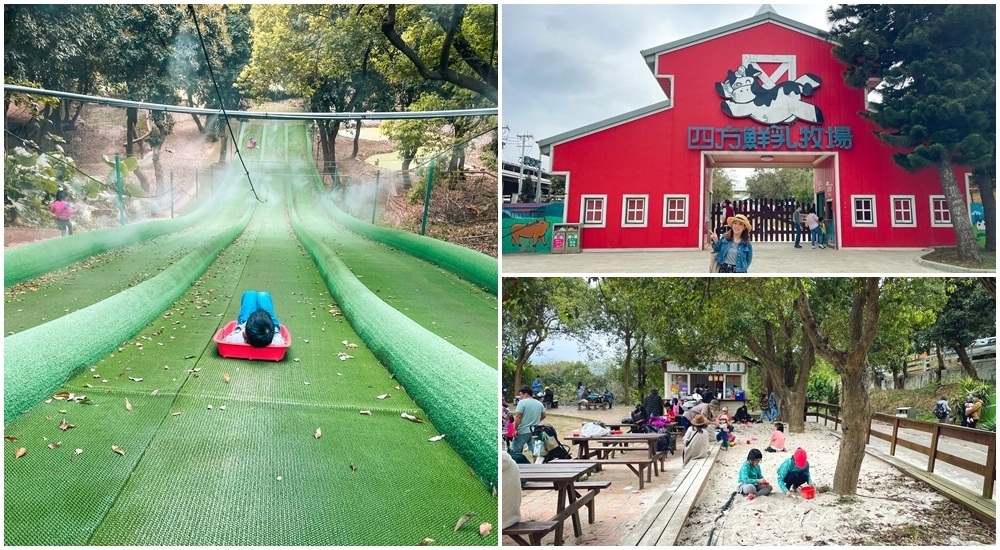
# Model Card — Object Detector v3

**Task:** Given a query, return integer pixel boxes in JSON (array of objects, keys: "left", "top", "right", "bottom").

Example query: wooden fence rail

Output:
[{"left": 803, "top": 401, "right": 996, "bottom": 500}]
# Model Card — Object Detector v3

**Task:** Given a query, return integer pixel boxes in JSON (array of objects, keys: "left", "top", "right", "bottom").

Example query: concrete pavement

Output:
[{"left": 501, "top": 243, "right": 994, "bottom": 275}]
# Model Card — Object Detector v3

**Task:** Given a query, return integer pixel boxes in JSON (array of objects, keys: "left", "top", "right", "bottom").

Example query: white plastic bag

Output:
[{"left": 580, "top": 422, "right": 611, "bottom": 437}]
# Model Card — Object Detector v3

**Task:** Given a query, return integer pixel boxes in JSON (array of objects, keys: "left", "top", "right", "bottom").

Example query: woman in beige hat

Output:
[
  {"left": 709, "top": 213, "right": 754, "bottom": 273},
  {"left": 682, "top": 414, "right": 711, "bottom": 465}
]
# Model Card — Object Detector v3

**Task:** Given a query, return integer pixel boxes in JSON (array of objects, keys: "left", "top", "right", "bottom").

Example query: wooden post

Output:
[{"left": 927, "top": 423, "right": 941, "bottom": 472}]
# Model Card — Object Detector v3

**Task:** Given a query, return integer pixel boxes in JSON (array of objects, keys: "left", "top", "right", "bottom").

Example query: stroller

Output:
[
  {"left": 532, "top": 424, "right": 573, "bottom": 463},
  {"left": 632, "top": 415, "right": 676, "bottom": 455}
]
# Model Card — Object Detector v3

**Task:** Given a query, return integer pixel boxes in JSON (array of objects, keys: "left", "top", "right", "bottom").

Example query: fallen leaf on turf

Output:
[
  {"left": 112, "top": 445, "right": 125, "bottom": 456},
  {"left": 129, "top": 377, "right": 143, "bottom": 382},
  {"left": 294, "top": 358, "right": 300, "bottom": 363},
  {"left": 377, "top": 393, "right": 390, "bottom": 399},
  {"left": 53, "top": 391, "right": 70, "bottom": 400},
  {"left": 222, "top": 372, "right": 231, "bottom": 383},
  {"left": 171, "top": 412, "right": 181, "bottom": 416},
  {"left": 150, "top": 389, "right": 158, "bottom": 396},
  {"left": 418, "top": 538, "right": 434, "bottom": 545},
  {"left": 479, "top": 522, "right": 492, "bottom": 536},
  {"left": 58, "top": 419, "right": 75, "bottom": 431},
  {"left": 338, "top": 353, "right": 353, "bottom": 361},
  {"left": 454, "top": 512, "right": 475, "bottom": 532},
  {"left": 15, "top": 447, "right": 27, "bottom": 458},
  {"left": 73, "top": 448, "right": 83, "bottom": 456},
  {"left": 401, "top": 413, "right": 424, "bottom": 423},
  {"left": 350, "top": 463, "right": 357, "bottom": 472},
  {"left": 428, "top": 434, "right": 446, "bottom": 442},
  {"left": 219, "top": 405, "right": 226, "bottom": 411},
  {"left": 48, "top": 441, "right": 62, "bottom": 449},
  {"left": 314, "top": 427, "right": 322, "bottom": 439},
  {"left": 359, "top": 410, "right": 371, "bottom": 416},
  {"left": 125, "top": 398, "right": 133, "bottom": 412},
  {"left": 5, "top": 435, "right": 17, "bottom": 442}
]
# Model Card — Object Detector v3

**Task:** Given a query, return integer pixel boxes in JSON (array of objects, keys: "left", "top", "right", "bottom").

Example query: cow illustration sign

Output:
[{"left": 715, "top": 63, "right": 823, "bottom": 124}]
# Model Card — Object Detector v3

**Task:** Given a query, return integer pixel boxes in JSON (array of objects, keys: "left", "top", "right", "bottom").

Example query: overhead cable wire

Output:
[
  {"left": 187, "top": 4, "right": 261, "bottom": 202},
  {"left": 3, "top": 85, "right": 497, "bottom": 120}
]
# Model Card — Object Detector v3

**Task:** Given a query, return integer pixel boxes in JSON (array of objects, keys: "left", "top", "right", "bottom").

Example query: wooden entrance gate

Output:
[{"left": 711, "top": 198, "right": 815, "bottom": 243}]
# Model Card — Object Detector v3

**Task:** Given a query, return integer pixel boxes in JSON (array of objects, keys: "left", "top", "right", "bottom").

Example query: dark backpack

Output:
[
  {"left": 934, "top": 402, "right": 947, "bottom": 418},
  {"left": 655, "top": 435, "right": 675, "bottom": 455}
]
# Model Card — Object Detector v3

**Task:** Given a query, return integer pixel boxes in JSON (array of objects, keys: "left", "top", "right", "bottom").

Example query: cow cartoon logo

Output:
[{"left": 715, "top": 64, "right": 823, "bottom": 124}]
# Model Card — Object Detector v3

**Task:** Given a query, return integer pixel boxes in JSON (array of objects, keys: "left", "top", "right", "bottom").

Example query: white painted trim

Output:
[
  {"left": 889, "top": 195, "right": 917, "bottom": 227},
  {"left": 850, "top": 194, "right": 877, "bottom": 228},
  {"left": 553, "top": 170, "right": 571, "bottom": 224},
  {"left": 929, "top": 195, "right": 953, "bottom": 227},
  {"left": 622, "top": 194, "right": 650, "bottom": 228},
  {"left": 580, "top": 194, "right": 608, "bottom": 228},
  {"left": 742, "top": 54, "right": 796, "bottom": 86},
  {"left": 663, "top": 194, "right": 690, "bottom": 227}
]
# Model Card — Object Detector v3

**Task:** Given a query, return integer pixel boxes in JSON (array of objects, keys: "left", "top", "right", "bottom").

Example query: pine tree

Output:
[{"left": 826, "top": 5, "right": 995, "bottom": 262}]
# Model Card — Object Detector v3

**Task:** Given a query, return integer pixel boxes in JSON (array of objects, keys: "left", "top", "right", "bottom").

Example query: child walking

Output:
[{"left": 737, "top": 448, "right": 772, "bottom": 500}]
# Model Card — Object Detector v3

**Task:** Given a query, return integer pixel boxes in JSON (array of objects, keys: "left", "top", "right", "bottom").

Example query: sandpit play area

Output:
[{"left": 4, "top": 120, "right": 498, "bottom": 545}]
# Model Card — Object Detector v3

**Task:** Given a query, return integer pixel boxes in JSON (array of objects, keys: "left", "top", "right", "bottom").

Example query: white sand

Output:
[{"left": 676, "top": 420, "right": 994, "bottom": 546}]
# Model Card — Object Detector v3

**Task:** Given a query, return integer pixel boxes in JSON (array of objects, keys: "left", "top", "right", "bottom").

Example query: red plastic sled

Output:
[{"left": 213, "top": 320, "right": 291, "bottom": 361}]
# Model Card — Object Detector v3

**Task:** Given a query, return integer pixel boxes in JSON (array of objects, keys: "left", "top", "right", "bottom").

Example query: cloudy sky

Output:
[{"left": 501, "top": 4, "right": 833, "bottom": 168}]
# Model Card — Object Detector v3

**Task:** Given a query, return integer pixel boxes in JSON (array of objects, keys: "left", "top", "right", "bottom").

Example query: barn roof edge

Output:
[{"left": 538, "top": 100, "right": 672, "bottom": 155}]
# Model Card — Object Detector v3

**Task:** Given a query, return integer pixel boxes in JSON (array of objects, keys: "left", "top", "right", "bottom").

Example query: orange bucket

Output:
[{"left": 800, "top": 485, "right": 815, "bottom": 499}]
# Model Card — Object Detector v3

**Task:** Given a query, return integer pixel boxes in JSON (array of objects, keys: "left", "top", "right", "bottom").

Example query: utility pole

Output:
[{"left": 515, "top": 133, "right": 533, "bottom": 204}]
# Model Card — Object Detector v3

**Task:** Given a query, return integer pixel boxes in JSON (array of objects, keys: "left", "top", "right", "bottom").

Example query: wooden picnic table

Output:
[
  {"left": 515, "top": 461, "right": 600, "bottom": 546},
  {"left": 566, "top": 432, "right": 674, "bottom": 489}
]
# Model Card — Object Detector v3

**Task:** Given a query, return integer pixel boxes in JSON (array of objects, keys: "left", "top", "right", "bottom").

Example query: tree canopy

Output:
[{"left": 826, "top": 4, "right": 995, "bottom": 261}]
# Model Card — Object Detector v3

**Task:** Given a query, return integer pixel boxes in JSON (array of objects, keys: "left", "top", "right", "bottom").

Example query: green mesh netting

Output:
[
  {"left": 290, "top": 190, "right": 497, "bottom": 490},
  {"left": 4, "top": 208, "right": 250, "bottom": 423},
  {"left": 4, "top": 191, "right": 216, "bottom": 287},
  {"left": 322, "top": 197, "right": 498, "bottom": 295}
]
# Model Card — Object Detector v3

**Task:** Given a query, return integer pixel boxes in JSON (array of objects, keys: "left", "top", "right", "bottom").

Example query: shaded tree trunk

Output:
[
  {"left": 934, "top": 345, "right": 945, "bottom": 385},
  {"left": 622, "top": 330, "right": 634, "bottom": 405},
  {"left": 187, "top": 92, "right": 205, "bottom": 133},
  {"left": 951, "top": 344, "right": 980, "bottom": 381},
  {"left": 795, "top": 277, "right": 881, "bottom": 496},
  {"left": 744, "top": 318, "right": 815, "bottom": 433},
  {"left": 126, "top": 108, "right": 138, "bottom": 157},
  {"left": 973, "top": 171, "right": 995, "bottom": 252},
  {"left": 937, "top": 158, "right": 981, "bottom": 263},
  {"left": 218, "top": 122, "right": 228, "bottom": 164},
  {"left": 351, "top": 119, "right": 361, "bottom": 159},
  {"left": 895, "top": 359, "right": 905, "bottom": 389}
]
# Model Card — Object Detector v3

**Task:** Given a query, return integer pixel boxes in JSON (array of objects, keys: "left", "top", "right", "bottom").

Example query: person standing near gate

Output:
[
  {"left": 710, "top": 214, "right": 754, "bottom": 273},
  {"left": 806, "top": 207, "right": 825, "bottom": 249},
  {"left": 792, "top": 204, "right": 803, "bottom": 248},
  {"left": 721, "top": 199, "right": 736, "bottom": 234}
]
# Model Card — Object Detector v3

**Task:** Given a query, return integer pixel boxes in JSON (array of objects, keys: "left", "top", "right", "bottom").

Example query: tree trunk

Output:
[
  {"left": 895, "top": 359, "right": 906, "bottom": 389},
  {"left": 973, "top": 171, "right": 995, "bottom": 252},
  {"left": 126, "top": 108, "right": 137, "bottom": 157},
  {"left": 832, "top": 356, "right": 873, "bottom": 495},
  {"left": 152, "top": 146, "right": 164, "bottom": 196},
  {"left": 934, "top": 345, "right": 945, "bottom": 385},
  {"left": 936, "top": 158, "right": 981, "bottom": 263},
  {"left": 218, "top": 122, "right": 228, "bottom": 165},
  {"left": 134, "top": 168, "right": 151, "bottom": 193},
  {"left": 635, "top": 334, "right": 648, "bottom": 407},
  {"left": 952, "top": 344, "right": 979, "bottom": 381},
  {"left": 351, "top": 119, "right": 361, "bottom": 159},
  {"left": 187, "top": 92, "right": 205, "bottom": 133},
  {"left": 622, "top": 331, "right": 634, "bottom": 405}
]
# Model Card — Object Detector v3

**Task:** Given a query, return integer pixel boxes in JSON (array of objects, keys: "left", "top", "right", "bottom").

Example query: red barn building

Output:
[{"left": 537, "top": 7, "right": 974, "bottom": 250}]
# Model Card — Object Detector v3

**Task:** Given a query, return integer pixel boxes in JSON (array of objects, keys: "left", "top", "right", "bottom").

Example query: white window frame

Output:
[
  {"left": 851, "top": 194, "right": 877, "bottom": 227},
  {"left": 889, "top": 195, "right": 916, "bottom": 227},
  {"left": 662, "top": 194, "right": 689, "bottom": 227},
  {"left": 929, "top": 195, "right": 952, "bottom": 227},
  {"left": 580, "top": 194, "right": 607, "bottom": 228},
  {"left": 621, "top": 194, "right": 649, "bottom": 228}
]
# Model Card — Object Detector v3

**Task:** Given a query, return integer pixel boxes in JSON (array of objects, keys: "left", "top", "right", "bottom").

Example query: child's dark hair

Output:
[
  {"left": 245, "top": 309, "right": 275, "bottom": 347},
  {"left": 747, "top": 448, "right": 763, "bottom": 461},
  {"left": 56, "top": 189, "right": 68, "bottom": 201},
  {"left": 775, "top": 422, "right": 784, "bottom": 432}
]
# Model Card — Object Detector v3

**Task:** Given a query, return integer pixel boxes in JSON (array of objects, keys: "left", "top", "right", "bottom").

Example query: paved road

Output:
[{"left": 501, "top": 243, "right": 993, "bottom": 275}]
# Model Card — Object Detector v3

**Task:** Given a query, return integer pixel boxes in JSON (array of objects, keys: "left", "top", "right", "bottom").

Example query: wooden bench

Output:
[
  {"left": 578, "top": 400, "right": 608, "bottom": 410},
  {"left": 504, "top": 521, "right": 560, "bottom": 546},
  {"left": 619, "top": 441, "right": 723, "bottom": 545},
  {"left": 592, "top": 457, "right": 656, "bottom": 489},
  {"left": 522, "top": 481, "right": 613, "bottom": 524}
]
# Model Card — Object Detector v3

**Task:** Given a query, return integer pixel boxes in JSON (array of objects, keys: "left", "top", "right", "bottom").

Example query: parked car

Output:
[{"left": 969, "top": 337, "right": 996, "bottom": 360}]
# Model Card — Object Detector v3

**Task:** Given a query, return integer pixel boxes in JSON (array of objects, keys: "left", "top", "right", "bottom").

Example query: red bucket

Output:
[{"left": 800, "top": 485, "right": 815, "bottom": 500}]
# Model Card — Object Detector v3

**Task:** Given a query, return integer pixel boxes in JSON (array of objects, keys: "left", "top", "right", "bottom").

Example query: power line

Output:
[{"left": 187, "top": 4, "right": 261, "bottom": 202}]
